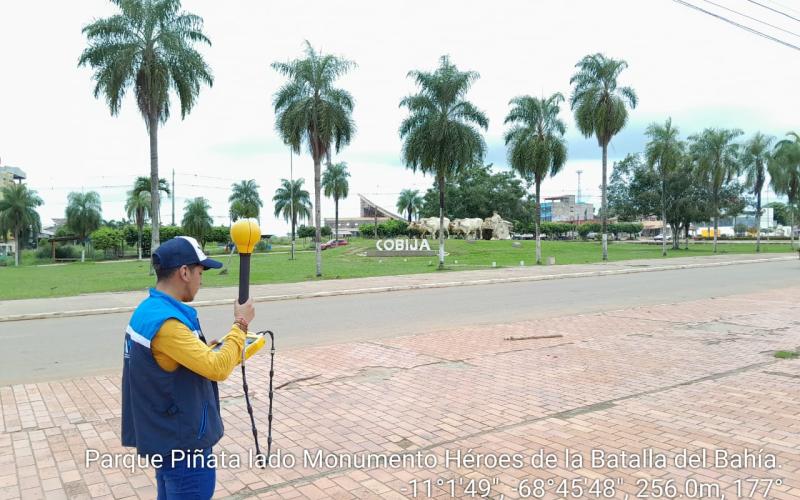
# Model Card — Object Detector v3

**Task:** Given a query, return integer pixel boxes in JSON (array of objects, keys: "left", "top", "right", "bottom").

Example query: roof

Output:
[
  {"left": 358, "top": 194, "right": 404, "bottom": 221},
  {"left": 0, "top": 166, "right": 26, "bottom": 180}
]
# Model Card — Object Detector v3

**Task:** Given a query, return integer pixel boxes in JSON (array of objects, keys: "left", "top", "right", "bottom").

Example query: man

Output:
[{"left": 121, "top": 236, "right": 255, "bottom": 499}]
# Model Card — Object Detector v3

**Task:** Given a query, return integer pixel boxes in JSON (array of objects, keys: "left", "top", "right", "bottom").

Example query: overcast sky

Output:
[{"left": 2, "top": 0, "right": 800, "bottom": 234}]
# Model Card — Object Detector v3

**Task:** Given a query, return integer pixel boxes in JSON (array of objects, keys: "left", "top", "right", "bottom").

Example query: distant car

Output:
[
  {"left": 653, "top": 234, "right": 672, "bottom": 241},
  {"left": 321, "top": 239, "right": 348, "bottom": 250}
]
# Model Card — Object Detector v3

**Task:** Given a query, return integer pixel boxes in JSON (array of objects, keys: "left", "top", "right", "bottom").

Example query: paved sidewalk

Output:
[
  {"left": 1, "top": 282, "right": 799, "bottom": 498},
  {"left": 0, "top": 253, "right": 794, "bottom": 322}
]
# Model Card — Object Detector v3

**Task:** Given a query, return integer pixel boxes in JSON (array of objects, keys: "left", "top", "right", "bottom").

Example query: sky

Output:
[{"left": 2, "top": 0, "right": 800, "bottom": 235}]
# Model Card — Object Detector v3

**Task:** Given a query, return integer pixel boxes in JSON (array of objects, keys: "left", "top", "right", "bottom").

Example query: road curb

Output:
[{"left": 0, "top": 255, "right": 794, "bottom": 323}]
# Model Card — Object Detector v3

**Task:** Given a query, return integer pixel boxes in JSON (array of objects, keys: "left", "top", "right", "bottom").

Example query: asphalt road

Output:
[{"left": 0, "top": 260, "right": 796, "bottom": 386}]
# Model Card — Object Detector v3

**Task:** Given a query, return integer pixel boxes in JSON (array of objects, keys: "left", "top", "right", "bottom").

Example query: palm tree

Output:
[
  {"left": 273, "top": 178, "right": 312, "bottom": 256},
  {"left": 569, "top": 53, "right": 637, "bottom": 260},
  {"left": 125, "top": 189, "right": 150, "bottom": 260},
  {"left": 181, "top": 197, "right": 213, "bottom": 248},
  {"left": 742, "top": 132, "right": 774, "bottom": 252},
  {"left": 689, "top": 128, "right": 743, "bottom": 253},
  {"left": 79, "top": 0, "right": 213, "bottom": 258},
  {"left": 504, "top": 93, "right": 567, "bottom": 264},
  {"left": 321, "top": 162, "right": 350, "bottom": 240},
  {"left": 399, "top": 55, "right": 488, "bottom": 269},
  {"left": 396, "top": 189, "right": 423, "bottom": 222},
  {"left": 66, "top": 191, "right": 102, "bottom": 262},
  {"left": 271, "top": 41, "right": 355, "bottom": 277},
  {"left": 770, "top": 132, "right": 800, "bottom": 249},
  {"left": 229, "top": 179, "right": 263, "bottom": 221},
  {"left": 0, "top": 184, "right": 42, "bottom": 266},
  {"left": 644, "top": 118, "right": 684, "bottom": 257},
  {"left": 132, "top": 176, "right": 171, "bottom": 201}
]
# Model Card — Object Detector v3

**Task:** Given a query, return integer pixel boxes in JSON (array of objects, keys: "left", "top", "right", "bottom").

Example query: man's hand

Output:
[{"left": 234, "top": 297, "right": 255, "bottom": 324}]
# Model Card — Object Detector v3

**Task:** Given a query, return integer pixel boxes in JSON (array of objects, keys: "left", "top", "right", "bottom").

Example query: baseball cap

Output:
[{"left": 152, "top": 236, "right": 223, "bottom": 270}]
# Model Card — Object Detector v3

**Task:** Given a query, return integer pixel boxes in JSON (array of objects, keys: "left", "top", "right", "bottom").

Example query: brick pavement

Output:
[{"left": 1, "top": 286, "right": 799, "bottom": 499}]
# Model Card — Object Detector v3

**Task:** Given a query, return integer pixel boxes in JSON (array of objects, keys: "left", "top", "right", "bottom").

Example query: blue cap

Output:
[{"left": 152, "top": 236, "right": 223, "bottom": 270}]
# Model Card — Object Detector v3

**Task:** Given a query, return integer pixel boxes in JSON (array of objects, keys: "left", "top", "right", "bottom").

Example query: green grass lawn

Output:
[{"left": 0, "top": 239, "right": 795, "bottom": 300}]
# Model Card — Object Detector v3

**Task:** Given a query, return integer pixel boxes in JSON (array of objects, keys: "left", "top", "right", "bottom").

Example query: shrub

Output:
[
  {"left": 35, "top": 244, "right": 81, "bottom": 260},
  {"left": 577, "top": 222, "right": 602, "bottom": 238},
  {"left": 208, "top": 226, "right": 230, "bottom": 244},
  {"left": 91, "top": 227, "right": 125, "bottom": 256},
  {"left": 255, "top": 239, "right": 270, "bottom": 252},
  {"left": 377, "top": 220, "right": 409, "bottom": 237},
  {"left": 359, "top": 224, "right": 376, "bottom": 238}
]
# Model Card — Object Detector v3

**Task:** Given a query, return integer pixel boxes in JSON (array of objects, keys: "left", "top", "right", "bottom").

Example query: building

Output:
[
  {"left": 540, "top": 195, "right": 594, "bottom": 222},
  {"left": 0, "top": 165, "right": 26, "bottom": 187},
  {"left": 323, "top": 194, "right": 405, "bottom": 236}
]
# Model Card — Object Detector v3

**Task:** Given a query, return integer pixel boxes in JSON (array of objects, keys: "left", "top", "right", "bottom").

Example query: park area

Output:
[{"left": 0, "top": 238, "right": 795, "bottom": 300}]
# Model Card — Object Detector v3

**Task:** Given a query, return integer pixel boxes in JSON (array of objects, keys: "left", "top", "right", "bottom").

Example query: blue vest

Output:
[{"left": 121, "top": 289, "right": 224, "bottom": 458}]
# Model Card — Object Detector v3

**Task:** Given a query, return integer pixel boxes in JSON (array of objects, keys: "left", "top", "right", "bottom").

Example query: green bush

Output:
[
  {"left": 359, "top": 223, "right": 376, "bottom": 238},
  {"left": 208, "top": 226, "right": 230, "bottom": 244},
  {"left": 35, "top": 244, "right": 81, "bottom": 260},
  {"left": 254, "top": 239, "right": 271, "bottom": 252},
  {"left": 377, "top": 220, "right": 409, "bottom": 237},
  {"left": 296, "top": 225, "right": 332, "bottom": 240},
  {"left": 577, "top": 222, "right": 602, "bottom": 238},
  {"left": 91, "top": 227, "right": 125, "bottom": 256}
]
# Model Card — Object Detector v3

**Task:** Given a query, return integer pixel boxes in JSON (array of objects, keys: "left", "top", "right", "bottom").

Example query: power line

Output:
[
  {"left": 673, "top": 0, "right": 800, "bottom": 51},
  {"left": 746, "top": 0, "right": 800, "bottom": 23},
  {"left": 762, "top": 0, "right": 800, "bottom": 17},
  {"left": 701, "top": 0, "right": 800, "bottom": 39}
]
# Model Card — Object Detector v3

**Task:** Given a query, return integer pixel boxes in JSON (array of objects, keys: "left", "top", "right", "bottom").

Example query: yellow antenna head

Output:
[{"left": 230, "top": 219, "right": 261, "bottom": 254}]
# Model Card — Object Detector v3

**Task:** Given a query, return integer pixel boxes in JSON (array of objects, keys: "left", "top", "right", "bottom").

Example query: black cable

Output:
[
  {"left": 746, "top": 0, "right": 800, "bottom": 24},
  {"left": 702, "top": 0, "right": 800, "bottom": 39},
  {"left": 673, "top": 0, "right": 800, "bottom": 51}
]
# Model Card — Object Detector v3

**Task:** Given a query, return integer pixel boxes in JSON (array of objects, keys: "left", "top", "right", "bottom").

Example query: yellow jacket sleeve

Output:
[{"left": 151, "top": 319, "right": 246, "bottom": 382}]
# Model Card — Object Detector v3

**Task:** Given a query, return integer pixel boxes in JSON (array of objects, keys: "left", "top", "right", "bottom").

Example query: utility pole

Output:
[
  {"left": 576, "top": 170, "right": 583, "bottom": 204},
  {"left": 171, "top": 169, "right": 175, "bottom": 226}
]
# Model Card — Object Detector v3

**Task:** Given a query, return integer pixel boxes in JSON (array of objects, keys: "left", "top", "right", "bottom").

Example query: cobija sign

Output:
[
  {"left": 364, "top": 238, "right": 436, "bottom": 257},
  {"left": 376, "top": 239, "right": 431, "bottom": 252}
]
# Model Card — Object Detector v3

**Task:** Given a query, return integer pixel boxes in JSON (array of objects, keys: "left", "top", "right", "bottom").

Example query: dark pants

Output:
[{"left": 156, "top": 448, "right": 216, "bottom": 499}]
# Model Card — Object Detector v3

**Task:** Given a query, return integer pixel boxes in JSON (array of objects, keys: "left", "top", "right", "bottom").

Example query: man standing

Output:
[{"left": 121, "top": 236, "right": 255, "bottom": 498}]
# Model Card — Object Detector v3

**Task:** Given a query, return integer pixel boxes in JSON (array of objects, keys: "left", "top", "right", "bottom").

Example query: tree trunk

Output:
[
  {"left": 755, "top": 186, "right": 762, "bottom": 253},
  {"left": 137, "top": 222, "right": 143, "bottom": 261},
  {"left": 407, "top": 209, "right": 412, "bottom": 223},
  {"left": 661, "top": 176, "right": 667, "bottom": 257},
  {"left": 791, "top": 209, "right": 795, "bottom": 251},
  {"left": 671, "top": 223, "right": 680, "bottom": 250},
  {"left": 685, "top": 223, "right": 690, "bottom": 250},
  {"left": 334, "top": 197, "right": 339, "bottom": 241},
  {"left": 149, "top": 113, "right": 160, "bottom": 275},
  {"left": 438, "top": 172, "right": 446, "bottom": 270},
  {"left": 290, "top": 212, "right": 296, "bottom": 261},
  {"left": 13, "top": 227, "right": 19, "bottom": 267},
  {"left": 314, "top": 157, "right": 322, "bottom": 277},
  {"left": 601, "top": 142, "right": 609, "bottom": 261},
  {"left": 535, "top": 179, "right": 542, "bottom": 265},
  {"left": 713, "top": 195, "right": 719, "bottom": 254}
]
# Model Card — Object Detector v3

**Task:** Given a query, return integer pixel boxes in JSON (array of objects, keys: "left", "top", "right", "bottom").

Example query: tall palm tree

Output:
[
  {"left": 66, "top": 191, "right": 102, "bottom": 262},
  {"left": 742, "top": 132, "right": 774, "bottom": 252},
  {"left": 399, "top": 55, "right": 488, "bottom": 269},
  {"left": 504, "top": 93, "right": 567, "bottom": 264},
  {"left": 79, "top": 0, "right": 213, "bottom": 258},
  {"left": 644, "top": 118, "right": 684, "bottom": 257},
  {"left": 569, "top": 53, "right": 637, "bottom": 260},
  {"left": 229, "top": 179, "right": 263, "bottom": 221},
  {"left": 273, "top": 178, "right": 312, "bottom": 255},
  {"left": 770, "top": 132, "right": 800, "bottom": 249},
  {"left": 396, "top": 189, "right": 423, "bottom": 222},
  {"left": 689, "top": 128, "right": 742, "bottom": 253},
  {"left": 181, "top": 197, "right": 213, "bottom": 248},
  {"left": 0, "top": 184, "right": 42, "bottom": 266},
  {"left": 125, "top": 189, "right": 150, "bottom": 260},
  {"left": 321, "top": 162, "right": 350, "bottom": 240},
  {"left": 272, "top": 41, "right": 356, "bottom": 277}
]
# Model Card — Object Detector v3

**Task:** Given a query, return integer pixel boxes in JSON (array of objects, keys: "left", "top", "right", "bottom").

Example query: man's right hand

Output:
[{"left": 234, "top": 297, "right": 255, "bottom": 324}]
